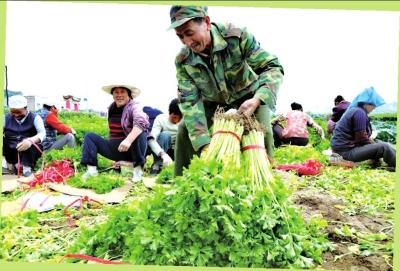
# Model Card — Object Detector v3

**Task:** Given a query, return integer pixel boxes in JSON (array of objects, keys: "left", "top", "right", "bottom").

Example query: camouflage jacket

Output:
[{"left": 175, "top": 22, "right": 284, "bottom": 151}]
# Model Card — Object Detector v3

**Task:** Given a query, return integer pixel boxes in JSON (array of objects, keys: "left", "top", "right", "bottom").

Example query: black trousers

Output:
[
  {"left": 272, "top": 124, "right": 308, "bottom": 147},
  {"left": 3, "top": 137, "right": 43, "bottom": 168}
]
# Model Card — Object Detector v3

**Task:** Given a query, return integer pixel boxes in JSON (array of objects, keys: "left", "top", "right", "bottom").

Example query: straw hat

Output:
[{"left": 102, "top": 85, "right": 140, "bottom": 98}]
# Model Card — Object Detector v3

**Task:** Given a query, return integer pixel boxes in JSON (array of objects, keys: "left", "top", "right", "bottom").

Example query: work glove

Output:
[
  {"left": 16, "top": 139, "right": 32, "bottom": 152},
  {"left": 118, "top": 138, "right": 132, "bottom": 152},
  {"left": 160, "top": 152, "right": 173, "bottom": 166}
]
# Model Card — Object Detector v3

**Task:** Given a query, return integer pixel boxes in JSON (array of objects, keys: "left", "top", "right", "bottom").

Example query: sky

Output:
[{"left": 4, "top": 2, "right": 399, "bottom": 114}]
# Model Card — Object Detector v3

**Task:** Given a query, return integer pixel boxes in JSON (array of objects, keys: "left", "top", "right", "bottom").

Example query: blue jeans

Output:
[
  {"left": 81, "top": 132, "right": 147, "bottom": 167},
  {"left": 48, "top": 133, "right": 76, "bottom": 151},
  {"left": 153, "top": 131, "right": 174, "bottom": 167}
]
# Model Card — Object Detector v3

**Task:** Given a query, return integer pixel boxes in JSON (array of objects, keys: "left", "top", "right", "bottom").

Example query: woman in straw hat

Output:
[{"left": 80, "top": 85, "right": 149, "bottom": 182}]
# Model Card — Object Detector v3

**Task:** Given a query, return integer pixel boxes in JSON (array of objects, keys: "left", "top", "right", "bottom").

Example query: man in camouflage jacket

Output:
[{"left": 169, "top": 6, "right": 284, "bottom": 176}]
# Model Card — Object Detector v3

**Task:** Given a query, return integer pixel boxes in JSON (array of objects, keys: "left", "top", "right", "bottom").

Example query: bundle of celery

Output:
[
  {"left": 241, "top": 116, "right": 297, "bottom": 254},
  {"left": 241, "top": 117, "right": 273, "bottom": 193},
  {"left": 201, "top": 108, "right": 244, "bottom": 168}
]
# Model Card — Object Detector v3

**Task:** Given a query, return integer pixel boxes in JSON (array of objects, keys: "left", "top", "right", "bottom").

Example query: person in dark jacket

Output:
[
  {"left": 3, "top": 95, "right": 46, "bottom": 177},
  {"left": 147, "top": 98, "right": 182, "bottom": 174},
  {"left": 330, "top": 87, "right": 395, "bottom": 169},
  {"left": 327, "top": 95, "right": 350, "bottom": 134},
  {"left": 143, "top": 106, "right": 163, "bottom": 131}
]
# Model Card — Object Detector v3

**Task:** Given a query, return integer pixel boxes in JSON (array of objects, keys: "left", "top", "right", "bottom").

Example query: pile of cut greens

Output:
[
  {"left": 68, "top": 158, "right": 330, "bottom": 268},
  {"left": 67, "top": 173, "right": 125, "bottom": 194}
]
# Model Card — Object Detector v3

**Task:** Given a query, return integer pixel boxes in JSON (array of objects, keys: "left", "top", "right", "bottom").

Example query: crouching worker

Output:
[
  {"left": 3, "top": 95, "right": 45, "bottom": 177},
  {"left": 38, "top": 100, "right": 76, "bottom": 151},
  {"left": 327, "top": 95, "right": 350, "bottom": 134},
  {"left": 80, "top": 85, "right": 149, "bottom": 182},
  {"left": 272, "top": 102, "right": 324, "bottom": 147},
  {"left": 330, "top": 87, "right": 396, "bottom": 169},
  {"left": 147, "top": 98, "right": 182, "bottom": 174}
]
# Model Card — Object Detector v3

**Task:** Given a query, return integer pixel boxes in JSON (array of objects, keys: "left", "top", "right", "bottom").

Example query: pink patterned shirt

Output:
[{"left": 276, "top": 110, "right": 323, "bottom": 139}]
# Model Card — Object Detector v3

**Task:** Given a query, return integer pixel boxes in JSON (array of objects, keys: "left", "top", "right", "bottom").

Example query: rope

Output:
[
  {"left": 64, "top": 196, "right": 102, "bottom": 227},
  {"left": 212, "top": 130, "right": 241, "bottom": 141},
  {"left": 17, "top": 152, "right": 21, "bottom": 178},
  {"left": 20, "top": 193, "right": 34, "bottom": 211},
  {"left": 20, "top": 188, "right": 47, "bottom": 211},
  {"left": 241, "top": 145, "right": 266, "bottom": 152},
  {"left": 22, "top": 160, "right": 74, "bottom": 188},
  {"left": 16, "top": 139, "right": 44, "bottom": 179}
]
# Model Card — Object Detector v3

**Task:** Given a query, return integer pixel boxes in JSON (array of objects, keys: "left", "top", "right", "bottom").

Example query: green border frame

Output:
[
  {"left": 0, "top": 2, "right": 4, "bottom": 179},
  {"left": 0, "top": 1, "right": 398, "bottom": 271}
]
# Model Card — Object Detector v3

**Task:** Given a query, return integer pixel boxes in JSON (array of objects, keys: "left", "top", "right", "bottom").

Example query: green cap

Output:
[{"left": 168, "top": 6, "right": 208, "bottom": 30}]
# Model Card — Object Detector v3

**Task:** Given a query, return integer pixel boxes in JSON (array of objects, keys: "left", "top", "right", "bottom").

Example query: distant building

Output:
[
  {"left": 26, "top": 95, "right": 47, "bottom": 111},
  {"left": 25, "top": 95, "right": 64, "bottom": 112},
  {"left": 63, "top": 95, "right": 81, "bottom": 112}
]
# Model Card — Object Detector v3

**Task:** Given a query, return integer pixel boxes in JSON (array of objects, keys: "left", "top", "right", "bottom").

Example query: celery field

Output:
[{"left": 0, "top": 112, "right": 396, "bottom": 270}]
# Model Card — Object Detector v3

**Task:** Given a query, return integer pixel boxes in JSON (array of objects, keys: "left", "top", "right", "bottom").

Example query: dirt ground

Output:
[{"left": 292, "top": 188, "right": 393, "bottom": 271}]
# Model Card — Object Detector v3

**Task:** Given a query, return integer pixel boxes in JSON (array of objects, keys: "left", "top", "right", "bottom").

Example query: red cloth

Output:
[
  {"left": 46, "top": 112, "right": 72, "bottom": 134},
  {"left": 275, "top": 160, "right": 323, "bottom": 176},
  {"left": 25, "top": 160, "right": 75, "bottom": 188}
]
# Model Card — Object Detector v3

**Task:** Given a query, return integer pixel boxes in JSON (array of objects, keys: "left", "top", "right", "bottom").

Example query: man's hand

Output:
[
  {"left": 238, "top": 97, "right": 261, "bottom": 116},
  {"left": 16, "top": 139, "right": 32, "bottom": 152},
  {"left": 160, "top": 152, "right": 173, "bottom": 166},
  {"left": 70, "top": 128, "right": 77, "bottom": 135},
  {"left": 118, "top": 138, "right": 132, "bottom": 152}
]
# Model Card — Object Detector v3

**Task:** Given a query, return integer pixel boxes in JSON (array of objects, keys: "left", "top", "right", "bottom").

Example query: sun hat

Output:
[
  {"left": 168, "top": 6, "right": 208, "bottom": 30},
  {"left": 9, "top": 95, "right": 28, "bottom": 109},
  {"left": 102, "top": 85, "right": 140, "bottom": 98}
]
